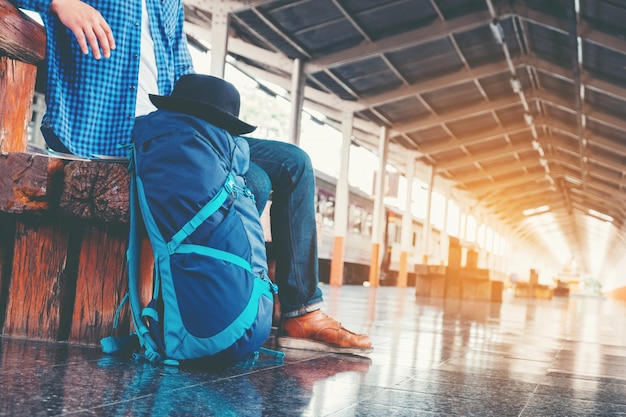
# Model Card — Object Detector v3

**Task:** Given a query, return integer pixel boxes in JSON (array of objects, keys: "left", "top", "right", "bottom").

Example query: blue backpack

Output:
[{"left": 102, "top": 110, "right": 278, "bottom": 366}]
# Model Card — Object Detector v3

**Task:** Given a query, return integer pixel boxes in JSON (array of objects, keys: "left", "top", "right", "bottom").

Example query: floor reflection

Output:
[{"left": 2, "top": 286, "right": 626, "bottom": 416}]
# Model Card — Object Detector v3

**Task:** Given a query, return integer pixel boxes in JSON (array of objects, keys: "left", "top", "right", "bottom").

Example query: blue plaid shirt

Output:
[{"left": 13, "top": 0, "right": 194, "bottom": 157}]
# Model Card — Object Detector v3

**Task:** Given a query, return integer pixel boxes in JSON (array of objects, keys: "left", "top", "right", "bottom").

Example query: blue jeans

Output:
[{"left": 243, "top": 137, "right": 324, "bottom": 317}]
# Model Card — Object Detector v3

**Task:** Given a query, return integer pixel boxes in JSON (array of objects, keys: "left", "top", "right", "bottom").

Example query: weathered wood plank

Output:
[
  {"left": 0, "top": 57, "right": 38, "bottom": 153},
  {"left": 0, "top": 213, "right": 15, "bottom": 329},
  {"left": 59, "top": 161, "right": 130, "bottom": 222},
  {"left": 0, "top": 0, "right": 46, "bottom": 65},
  {"left": 69, "top": 223, "right": 130, "bottom": 344},
  {"left": 3, "top": 217, "right": 71, "bottom": 340},
  {"left": 0, "top": 152, "right": 64, "bottom": 213},
  {"left": 139, "top": 235, "right": 155, "bottom": 309}
]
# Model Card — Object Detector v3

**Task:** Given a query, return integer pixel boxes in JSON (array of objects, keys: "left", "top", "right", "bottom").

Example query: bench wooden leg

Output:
[
  {"left": 69, "top": 222, "right": 154, "bottom": 345},
  {"left": 69, "top": 223, "right": 130, "bottom": 344},
  {"left": 3, "top": 218, "right": 71, "bottom": 340}
]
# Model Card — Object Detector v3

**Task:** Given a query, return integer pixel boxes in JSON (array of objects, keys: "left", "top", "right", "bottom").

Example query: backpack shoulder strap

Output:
[
  {"left": 100, "top": 148, "right": 163, "bottom": 361},
  {"left": 127, "top": 148, "right": 164, "bottom": 363}
]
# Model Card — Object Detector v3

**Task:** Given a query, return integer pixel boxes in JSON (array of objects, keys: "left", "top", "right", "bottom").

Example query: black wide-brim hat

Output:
[{"left": 149, "top": 74, "right": 256, "bottom": 135}]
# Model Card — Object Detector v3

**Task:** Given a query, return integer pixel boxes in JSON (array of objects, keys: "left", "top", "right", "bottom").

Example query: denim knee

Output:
[
  {"left": 285, "top": 144, "right": 314, "bottom": 187},
  {"left": 245, "top": 161, "right": 272, "bottom": 214}
]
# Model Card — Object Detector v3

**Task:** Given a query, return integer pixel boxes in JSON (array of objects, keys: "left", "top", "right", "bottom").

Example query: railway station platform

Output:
[{"left": 2, "top": 285, "right": 626, "bottom": 416}]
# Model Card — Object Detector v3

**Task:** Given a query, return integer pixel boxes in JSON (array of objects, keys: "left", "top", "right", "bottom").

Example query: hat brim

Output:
[{"left": 149, "top": 95, "right": 257, "bottom": 135}]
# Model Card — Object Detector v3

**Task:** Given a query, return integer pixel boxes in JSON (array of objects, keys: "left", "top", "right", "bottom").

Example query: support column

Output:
[
  {"left": 368, "top": 126, "right": 388, "bottom": 287},
  {"left": 440, "top": 193, "right": 450, "bottom": 265},
  {"left": 398, "top": 152, "right": 417, "bottom": 287},
  {"left": 329, "top": 108, "right": 353, "bottom": 286},
  {"left": 421, "top": 165, "right": 435, "bottom": 264},
  {"left": 474, "top": 216, "right": 480, "bottom": 244},
  {"left": 460, "top": 201, "right": 468, "bottom": 241},
  {"left": 457, "top": 201, "right": 466, "bottom": 239},
  {"left": 288, "top": 58, "right": 304, "bottom": 146},
  {"left": 209, "top": 9, "right": 229, "bottom": 78}
]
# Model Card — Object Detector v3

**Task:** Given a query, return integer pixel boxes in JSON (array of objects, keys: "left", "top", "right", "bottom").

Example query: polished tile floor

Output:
[{"left": 3, "top": 285, "right": 626, "bottom": 416}]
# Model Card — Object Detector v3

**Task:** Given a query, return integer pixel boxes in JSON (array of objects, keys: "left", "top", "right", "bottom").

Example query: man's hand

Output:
[{"left": 50, "top": 0, "right": 115, "bottom": 59}]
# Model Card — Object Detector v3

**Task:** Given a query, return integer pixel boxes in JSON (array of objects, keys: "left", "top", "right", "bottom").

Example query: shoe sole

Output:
[{"left": 276, "top": 336, "right": 373, "bottom": 355}]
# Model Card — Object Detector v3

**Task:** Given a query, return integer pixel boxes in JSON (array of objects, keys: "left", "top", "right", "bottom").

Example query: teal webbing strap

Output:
[
  {"left": 112, "top": 293, "right": 129, "bottom": 329},
  {"left": 166, "top": 173, "right": 235, "bottom": 253},
  {"left": 174, "top": 244, "right": 252, "bottom": 273},
  {"left": 133, "top": 177, "right": 163, "bottom": 302},
  {"left": 142, "top": 306, "right": 159, "bottom": 322},
  {"left": 127, "top": 149, "right": 162, "bottom": 363}
]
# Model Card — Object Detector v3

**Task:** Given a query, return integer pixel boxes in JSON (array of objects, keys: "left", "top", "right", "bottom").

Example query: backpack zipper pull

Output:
[{"left": 260, "top": 271, "right": 278, "bottom": 294}]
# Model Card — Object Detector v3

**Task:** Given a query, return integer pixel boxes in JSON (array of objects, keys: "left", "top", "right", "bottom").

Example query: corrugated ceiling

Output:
[{"left": 183, "top": 0, "right": 626, "bottom": 278}]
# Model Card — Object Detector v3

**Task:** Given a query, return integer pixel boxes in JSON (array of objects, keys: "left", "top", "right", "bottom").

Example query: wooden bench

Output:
[
  {"left": 0, "top": 1, "right": 150, "bottom": 345},
  {"left": 415, "top": 269, "right": 502, "bottom": 302},
  {"left": 0, "top": 146, "right": 157, "bottom": 345}
]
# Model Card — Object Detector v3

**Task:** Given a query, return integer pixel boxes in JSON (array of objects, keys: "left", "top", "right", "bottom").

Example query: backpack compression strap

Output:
[
  {"left": 100, "top": 151, "right": 162, "bottom": 361},
  {"left": 165, "top": 172, "right": 255, "bottom": 273}
]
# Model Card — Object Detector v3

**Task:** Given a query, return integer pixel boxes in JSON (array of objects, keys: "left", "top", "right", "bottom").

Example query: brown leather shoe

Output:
[{"left": 277, "top": 310, "right": 372, "bottom": 355}]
